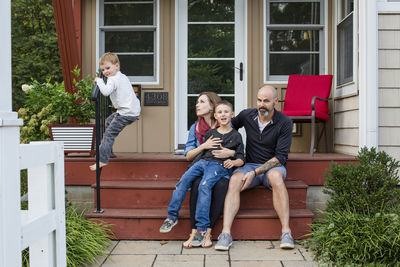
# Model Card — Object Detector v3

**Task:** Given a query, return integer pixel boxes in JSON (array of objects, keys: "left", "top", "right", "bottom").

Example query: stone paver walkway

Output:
[{"left": 89, "top": 240, "right": 318, "bottom": 267}]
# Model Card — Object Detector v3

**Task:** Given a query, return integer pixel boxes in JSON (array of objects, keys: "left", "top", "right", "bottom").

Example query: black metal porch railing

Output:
[{"left": 91, "top": 72, "right": 112, "bottom": 213}]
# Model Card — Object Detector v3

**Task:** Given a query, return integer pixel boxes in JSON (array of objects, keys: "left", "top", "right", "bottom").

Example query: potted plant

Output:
[{"left": 18, "top": 68, "right": 96, "bottom": 156}]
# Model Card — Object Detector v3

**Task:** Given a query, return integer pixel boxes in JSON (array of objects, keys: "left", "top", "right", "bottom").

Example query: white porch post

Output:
[
  {"left": 0, "top": 0, "right": 24, "bottom": 266},
  {"left": 358, "top": 0, "right": 379, "bottom": 149}
]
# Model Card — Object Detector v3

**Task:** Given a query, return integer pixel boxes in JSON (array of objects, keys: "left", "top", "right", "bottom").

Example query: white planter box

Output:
[{"left": 48, "top": 124, "right": 95, "bottom": 157}]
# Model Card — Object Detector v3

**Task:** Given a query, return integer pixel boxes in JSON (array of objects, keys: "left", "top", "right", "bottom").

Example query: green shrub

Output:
[
  {"left": 324, "top": 147, "right": 400, "bottom": 215},
  {"left": 304, "top": 147, "right": 400, "bottom": 266},
  {"left": 306, "top": 208, "right": 400, "bottom": 266},
  {"left": 18, "top": 68, "right": 95, "bottom": 143},
  {"left": 66, "top": 205, "right": 113, "bottom": 267}
]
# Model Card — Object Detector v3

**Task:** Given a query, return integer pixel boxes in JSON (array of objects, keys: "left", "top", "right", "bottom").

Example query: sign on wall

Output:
[{"left": 144, "top": 92, "right": 168, "bottom": 106}]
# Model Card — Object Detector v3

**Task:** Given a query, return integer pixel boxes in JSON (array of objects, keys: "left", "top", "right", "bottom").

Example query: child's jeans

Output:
[
  {"left": 167, "top": 159, "right": 231, "bottom": 229},
  {"left": 99, "top": 112, "right": 137, "bottom": 164}
]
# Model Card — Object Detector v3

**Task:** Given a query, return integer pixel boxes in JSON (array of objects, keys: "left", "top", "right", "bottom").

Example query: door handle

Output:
[{"left": 233, "top": 63, "right": 243, "bottom": 81}]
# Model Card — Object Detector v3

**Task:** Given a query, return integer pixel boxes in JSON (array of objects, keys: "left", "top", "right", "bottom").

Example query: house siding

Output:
[
  {"left": 378, "top": 14, "right": 400, "bottom": 162},
  {"left": 333, "top": 96, "right": 359, "bottom": 155},
  {"left": 332, "top": 0, "right": 359, "bottom": 157}
]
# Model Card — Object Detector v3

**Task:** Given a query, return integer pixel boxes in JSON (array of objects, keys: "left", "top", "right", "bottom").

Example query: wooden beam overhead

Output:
[{"left": 52, "top": 0, "right": 81, "bottom": 94}]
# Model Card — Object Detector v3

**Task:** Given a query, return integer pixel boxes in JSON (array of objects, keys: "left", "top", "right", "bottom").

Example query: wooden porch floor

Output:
[{"left": 66, "top": 152, "right": 356, "bottom": 162}]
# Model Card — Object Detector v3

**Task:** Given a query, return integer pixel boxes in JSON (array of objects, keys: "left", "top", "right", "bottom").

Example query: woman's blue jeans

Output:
[{"left": 167, "top": 159, "right": 231, "bottom": 229}]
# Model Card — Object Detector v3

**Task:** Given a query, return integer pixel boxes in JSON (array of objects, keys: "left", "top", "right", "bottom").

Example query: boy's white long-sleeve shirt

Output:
[{"left": 96, "top": 71, "right": 141, "bottom": 117}]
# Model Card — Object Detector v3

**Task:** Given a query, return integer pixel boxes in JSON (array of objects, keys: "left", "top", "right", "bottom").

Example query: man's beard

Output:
[{"left": 258, "top": 108, "right": 270, "bottom": 117}]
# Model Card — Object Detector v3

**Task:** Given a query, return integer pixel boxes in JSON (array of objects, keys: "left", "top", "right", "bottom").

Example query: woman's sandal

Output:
[
  {"left": 183, "top": 229, "right": 196, "bottom": 249},
  {"left": 201, "top": 228, "right": 212, "bottom": 248}
]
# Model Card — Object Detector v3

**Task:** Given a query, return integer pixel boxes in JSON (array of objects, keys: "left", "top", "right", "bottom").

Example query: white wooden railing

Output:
[
  {"left": 20, "top": 141, "right": 67, "bottom": 266},
  {"left": 1, "top": 134, "right": 67, "bottom": 266},
  {"left": 0, "top": 66, "right": 66, "bottom": 267}
]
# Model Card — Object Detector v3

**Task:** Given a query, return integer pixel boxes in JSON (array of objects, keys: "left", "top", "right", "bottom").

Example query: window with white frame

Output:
[
  {"left": 265, "top": 0, "right": 325, "bottom": 81},
  {"left": 337, "top": 0, "right": 354, "bottom": 86},
  {"left": 100, "top": 0, "right": 158, "bottom": 83}
]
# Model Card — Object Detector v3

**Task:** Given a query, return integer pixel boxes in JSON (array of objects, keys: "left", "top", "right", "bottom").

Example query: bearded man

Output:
[{"left": 212, "top": 85, "right": 294, "bottom": 250}]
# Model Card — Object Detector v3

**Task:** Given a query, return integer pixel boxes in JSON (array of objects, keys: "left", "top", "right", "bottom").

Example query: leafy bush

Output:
[
  {"left": 66, "top": 206, "right": 113, "bottom": 267},
  {"left": 304, "top": 147, "right": 400, "bottom": 266},
  {"left": 18, "top": 68, "right": 95, "bottom": 143},
  {"left": 324, "top": 147, "right": 400, "bottom": 215},
  {"left": 307, "top": 209, "right": 400, "bottom": 266}
]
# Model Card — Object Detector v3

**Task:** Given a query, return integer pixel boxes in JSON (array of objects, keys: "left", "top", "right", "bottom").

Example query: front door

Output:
[{"left": 175, "top": 0, "right": 247, "bottom": 148}]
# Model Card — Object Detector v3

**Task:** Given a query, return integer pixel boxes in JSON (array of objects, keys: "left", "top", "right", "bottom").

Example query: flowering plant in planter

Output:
[{"left": 18, "top": 68, "right": 95, "bottom": 144}]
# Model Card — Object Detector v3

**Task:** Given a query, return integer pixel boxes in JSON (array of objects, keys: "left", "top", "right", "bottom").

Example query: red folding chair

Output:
[{"left": 282, "top": 75, "right": 333, "bottom": 156}]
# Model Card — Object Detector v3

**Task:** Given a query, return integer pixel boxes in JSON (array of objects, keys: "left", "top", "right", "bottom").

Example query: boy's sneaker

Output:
[
  {"left": 191, "top": 229, "right": 207, "bottom": 247},
  {"left": 280, "top": 232, "right": 294, "bottom": 249},
  {"left": 214, "top": 232, "right": 232, "bottom": 251},
  {"left": 159, "top": 218, "right": 178, "bottom": 233}
]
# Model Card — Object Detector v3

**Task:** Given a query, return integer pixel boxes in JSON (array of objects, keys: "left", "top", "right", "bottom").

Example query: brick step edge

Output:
[
  {"left": 97, "top": 176, "right": 300, "bottom": 182},
  {"left": 86, "top": 208, "right": 313, "bottom": 219},
  {"left": 91, "top": 179, "right": 308, "bottom": 189},
  {"left": 86, "top": 208, "right": 313, "bottom": 240}
]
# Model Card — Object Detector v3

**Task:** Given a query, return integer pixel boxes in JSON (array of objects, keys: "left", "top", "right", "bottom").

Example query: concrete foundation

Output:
[{"left": 66, "top": 185, "right": 93, "bottom": 212}]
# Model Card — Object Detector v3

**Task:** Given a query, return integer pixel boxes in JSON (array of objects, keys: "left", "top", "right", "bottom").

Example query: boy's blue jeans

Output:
[{"left": 167, "top": 159, "right": 231, "bottom": 229}]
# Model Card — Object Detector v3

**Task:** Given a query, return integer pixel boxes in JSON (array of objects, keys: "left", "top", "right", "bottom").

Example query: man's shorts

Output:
[{"left": 233, "top": 163, "right": 287, "bottom": 190}]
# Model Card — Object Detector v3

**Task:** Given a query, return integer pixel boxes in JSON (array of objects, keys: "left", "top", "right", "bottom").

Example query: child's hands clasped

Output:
[{"left": 223, "top": 159, "right": 234, "bottom": 169}]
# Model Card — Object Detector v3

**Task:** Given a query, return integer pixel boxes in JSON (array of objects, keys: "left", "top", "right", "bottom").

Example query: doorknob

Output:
[{"left": 233, "top": 63, "right": 243, "bottom": 81}]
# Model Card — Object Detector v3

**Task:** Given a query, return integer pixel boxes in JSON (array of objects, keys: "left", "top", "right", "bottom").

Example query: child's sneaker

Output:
[
  {"left": 191, "top": 229, "right": 207, "bottom": 247},
  {"left": 159, "top": 217, "right": 178, "bottom": 233}
]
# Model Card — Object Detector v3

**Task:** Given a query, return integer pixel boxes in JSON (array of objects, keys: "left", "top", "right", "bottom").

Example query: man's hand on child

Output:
[
  {"left": 94, "top": 77, "right": 101, "bottom": 83},
  {"left": 223, "top": 159, "right": 234, "bottom": 169}
]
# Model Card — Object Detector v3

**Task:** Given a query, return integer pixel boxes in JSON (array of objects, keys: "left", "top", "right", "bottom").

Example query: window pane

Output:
[
  {"left": 104, "top": 4, "right": 153, "bottom": 25},
  {"left": 189, "top": 24, "right": 234, "bottom": 58},
  {"left": 270, "top": 2, "right": 320, "bottom": 24},
  {"left": 340, "top": 0, "right": 354, "bottom": 19},
  {"left": 119, "top": 55, "right": 154, "bottom": 76},
  {"left": 269, "top": 54, "right": 319, "bottom": 75},
  {"left": 105, "top": 31, "right": 154, "bottom": 53},
  {"left": 188, "top": 60, "right": 234, "bottom": 94},
  {"left": 188, "top": 0, "right": 234, "bottom": 22},
  {"left": 187, "top": 96, "right": 235, "bottom": 130},
  {"left": 269, "top": 30, "right": 319, "bottom": 51},
  {"left": 337, "top": 14, "right": 353, "bottom": 85}
]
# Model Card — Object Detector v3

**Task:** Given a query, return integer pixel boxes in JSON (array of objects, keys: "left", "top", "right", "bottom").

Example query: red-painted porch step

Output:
[
  {"left": 66, "top": 152, "right": 357, "bottom": 186},
  {"left": 87, "top": 208, "right": 313, "bottom": 240},
  {"left": 93, "top": 180, "right": 308, "bottom": 209},
  {"left": 65, "top": 160, "right": 189, "bottom": 185}
]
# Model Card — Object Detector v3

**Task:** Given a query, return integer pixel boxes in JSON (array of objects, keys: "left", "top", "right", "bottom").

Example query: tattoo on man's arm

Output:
[{"left": 257, "top": 157, "right": 282, "bottom": 175}]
